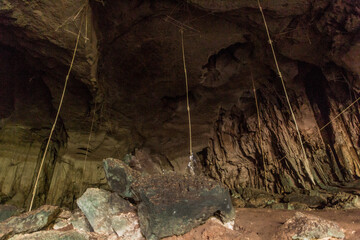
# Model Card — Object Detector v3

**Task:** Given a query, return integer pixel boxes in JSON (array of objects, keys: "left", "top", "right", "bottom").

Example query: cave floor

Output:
[
  {"left": 166, "top": 208, "right": 360, "bottom": 240},
  {"left": 234, "top": 208, "right": 360, "bottom": 240}
]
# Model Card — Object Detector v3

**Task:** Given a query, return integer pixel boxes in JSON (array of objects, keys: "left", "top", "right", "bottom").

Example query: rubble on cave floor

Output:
[
  {"left": 0, "top": 157, "right": 359, "bottom": 240},
  {"left": 0, "top": 157, "right": 234, "bottom": 240},
  {"left": 231, "top": 183, "right": 360, "bottom": 210}
]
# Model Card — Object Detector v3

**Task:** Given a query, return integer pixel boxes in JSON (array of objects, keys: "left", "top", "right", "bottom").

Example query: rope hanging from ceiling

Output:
[
  {"left": 257, "top": 0, "right": 315, "bottom": 185},
  {"left": 180, "top": 28, "right": 196, "bottom": 175},
  {"left": 28, "top": 6, "right": 86, "bottom": 212}
]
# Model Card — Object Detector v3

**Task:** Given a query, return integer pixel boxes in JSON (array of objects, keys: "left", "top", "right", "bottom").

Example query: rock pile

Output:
[
  {"left": 0, "top": 157, "right": 352, "bottom": 239},
  {"left": 0, "top": 157, "right": 235, "bottom": 240},
  {"left": 231, "top": 187, "right": 360, "bottom": 210}
]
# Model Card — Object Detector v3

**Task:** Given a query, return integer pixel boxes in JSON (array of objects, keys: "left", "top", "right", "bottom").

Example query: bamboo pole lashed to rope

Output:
[
  {"left": 28, "top": 13, "right": 85, "bottom": 212},
  {"left": 257, "top": 0, "right": 315, "bottom": 185}
]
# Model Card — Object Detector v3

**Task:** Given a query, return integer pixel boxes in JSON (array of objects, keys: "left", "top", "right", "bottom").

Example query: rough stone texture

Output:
[
  {"left": 76, "top": 188, "right": 143, "bottom": 239},
  {"left": 330, "top": 192, "right": 360, "bottom": 209},
  {"left": 111, "top": 211, "right": 144, "bottom": 240},
  {"left": 58, "top": 209, "right": 72, "bottom": 219},
  {"left": 103, "top": 158, "right": 235, "bottom": 240},
  {"left": 270, "top": 202, "right": 309, "bottom": 211},
  {"left": 103, "top": 158, "right": 140, "bottom": 199},
  {"left": 0, "top": 205, "right": 18, "bottom": 222},
  {"left": 164, "top": 217, "right": 260, "bottom": 240},
  {"left": 273, "top": 212, "right": 345, "bottom": 240},
  {"left": 0, "top": 205, "right": 59, "bottom": 239},
  {"left": 205, "top": 67, "right": 360, "bottom": 193},
  {"left": 232, "top": 189, "right": 332, "bottom": 210},
  {"left": 0, "top": 0, "right": 359, "bottom": 209},
  {"left": 0, "top": 202, "right": 359, "bottom": 240},
  {"left": 283, "top": 192, "right": 327, "bottom": 208},
  {"left": 8, "top": 230, "right": 89, "bottom": 240},
  {"left": 134, "top": 173, "right": 235, "bottom": 239},
  {"left": 68, "top": 210, "right": 92, "bottom": 232},
  {"left": 241, "top": 188, "right": 279, "bottom": 208},
  {"left": 53, "top": 209, "right": 92, "bottom": 232},
  {"left": 231, "top": 194, "right": 247, "bottom": 208}
]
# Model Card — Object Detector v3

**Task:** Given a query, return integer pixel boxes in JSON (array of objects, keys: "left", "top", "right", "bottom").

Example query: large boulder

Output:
[
  {"left": 273, "top": 212, "right": 345, "bottom": 240},
  {"left": 0, "top": 205, "right": 59, "bottom": 239},
  {"left": 77, "top": 188, "right": 143, "bottom": 240},
  {"left": 103, "top": 158, "right": 235, "bottom": 240}
]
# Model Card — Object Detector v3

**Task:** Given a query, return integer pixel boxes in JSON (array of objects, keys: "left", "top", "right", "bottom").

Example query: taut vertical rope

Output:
[
  {"left": 257, "top": 0, "right": 315, "bottom": 185},
  {"left": 180, "top": 28, "right": 193, "bottom": 157},
  {"left": 28, "top": 13, "right": 84, "bottom": 212},
  {"left": 180, "top": 28, "right": 197, "bottom": 174}
]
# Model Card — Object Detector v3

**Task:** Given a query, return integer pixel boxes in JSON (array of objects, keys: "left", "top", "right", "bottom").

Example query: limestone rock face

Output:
[{"left": 205, "top": 61, "right": 360, "bottom": 192}]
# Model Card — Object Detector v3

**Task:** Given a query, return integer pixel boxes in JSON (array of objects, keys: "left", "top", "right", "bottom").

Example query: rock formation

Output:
[
  {"left": 0, "top": 0, "right": 359, "bottom": 209},
  {"left": 0, "top": 157, "right": 236, "bottom": 240},
  {"left": 104, "top": 158, "right": 235, "bottom": 240}
]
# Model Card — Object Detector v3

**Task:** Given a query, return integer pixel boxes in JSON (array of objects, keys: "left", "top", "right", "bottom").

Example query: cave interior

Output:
[{"left": 0, "top": 0, "right": 359, "bottom": 211}]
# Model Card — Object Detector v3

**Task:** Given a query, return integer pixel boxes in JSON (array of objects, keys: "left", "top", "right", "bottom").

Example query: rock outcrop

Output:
[{"left": 104, "top": 158, "right": 235, "bottom": 240}]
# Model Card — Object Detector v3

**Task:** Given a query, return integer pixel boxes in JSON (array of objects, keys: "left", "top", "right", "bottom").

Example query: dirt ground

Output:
[
  {"left": 166, "top": 208, "right": 360, "bottom": 240},
  {"left": 235, "top": 208, "right": 360, "bottom": 240}
]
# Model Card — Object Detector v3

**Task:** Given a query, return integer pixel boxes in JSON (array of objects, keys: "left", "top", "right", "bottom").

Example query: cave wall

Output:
[
  {"left": 206, "top": 63, "right": 360, "bottom": 193},
  {"left": 0, "top": 0, "right": 108, "bottom": 208},
  {"left": 0, "top": 0, "right": 359, "bottom": 208},
  {"left": 199, "top": 0, "right": 360, "bottom": 193}
]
